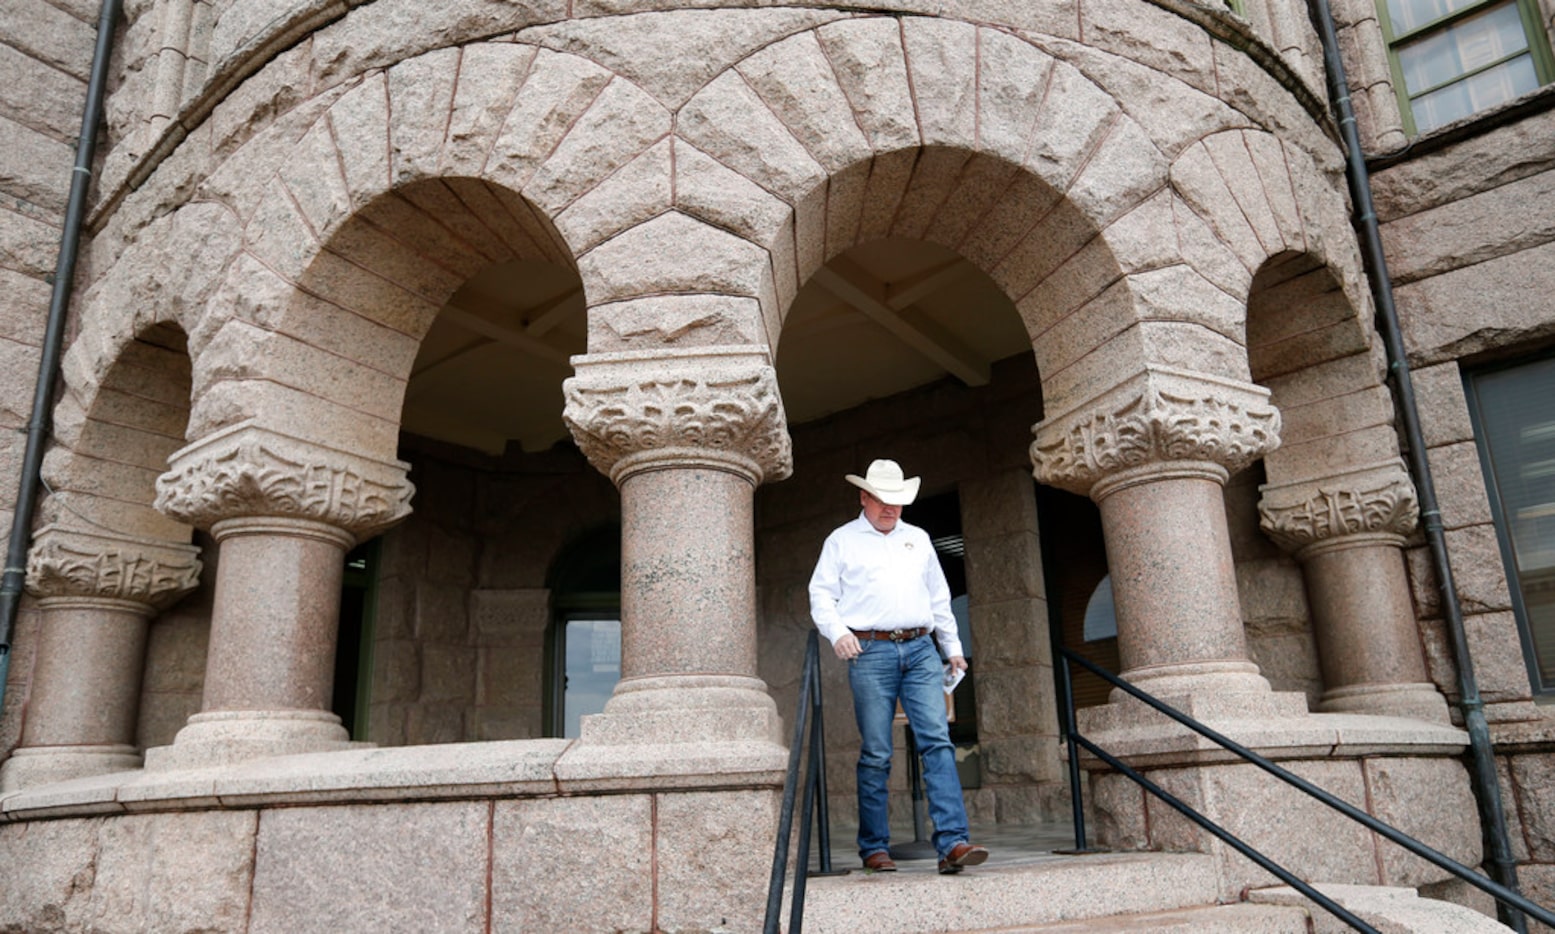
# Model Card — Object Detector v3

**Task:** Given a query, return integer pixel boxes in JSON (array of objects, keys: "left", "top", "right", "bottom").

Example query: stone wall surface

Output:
[
  {"left": 0, "top": 781, "right": 777, "bottom": 933},
  {"left": 56, "top": 1, "right": 1360, "bottom": 468},
  {"left": 4, "top": 0, "right": 1555, "bottom": 929},
  {"left": 0, "top": 0, "right": 97, "bottom": 765}
]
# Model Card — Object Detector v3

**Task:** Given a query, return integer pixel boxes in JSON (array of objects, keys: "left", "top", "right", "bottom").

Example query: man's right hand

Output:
[{"left": 834, "top": 632, "right": 862, "bottom": 660}]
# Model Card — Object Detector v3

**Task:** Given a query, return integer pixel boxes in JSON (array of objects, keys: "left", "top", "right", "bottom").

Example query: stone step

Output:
[
  {"left": 991, "top": 903, "right": 1314, "bottom": 932},
  {"left": 784, "top": 850, "right": 1242, "bottom": 933}
]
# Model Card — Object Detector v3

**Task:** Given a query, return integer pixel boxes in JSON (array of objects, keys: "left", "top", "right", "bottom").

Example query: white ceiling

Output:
[{"left": 401, "top": 238, "right": 1032, "bottom": 455}]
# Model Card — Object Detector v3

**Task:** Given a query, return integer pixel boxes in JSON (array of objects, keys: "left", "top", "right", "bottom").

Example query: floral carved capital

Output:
[
  {"left": 1030, "top": 368, "right": 1281, "bottom": 495},
  {"left": 26, "top": 526, "right": 202, "bottom": 608},
  {"left": 563, "top": 350, "right": 793, "bottom": 485},
  {"left": 154, "top": 422, "right": 414, "bottom": 539},
  {"left": 1258, "top": 462, "right": 1419, "bottom": 555}
]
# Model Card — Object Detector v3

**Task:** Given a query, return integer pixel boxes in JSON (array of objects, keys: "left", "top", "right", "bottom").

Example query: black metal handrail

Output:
[
  {"left": 764, "top": 630, "right": 839, "bottom": 934},
  {"left": 1059, "top": 647, "right": 1555, "bottom": 931}
]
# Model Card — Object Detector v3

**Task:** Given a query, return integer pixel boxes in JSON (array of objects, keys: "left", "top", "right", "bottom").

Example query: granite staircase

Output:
[{"left": 783, "top": 849, "right": 1512, "bottom": 933}]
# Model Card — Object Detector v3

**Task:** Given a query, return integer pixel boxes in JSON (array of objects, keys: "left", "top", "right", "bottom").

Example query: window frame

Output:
[
  {"left": 1464, "top": 352, "right": 1555, "bottom": 697},
  {"left": 1376, "top": 0, "right": 1555, "bottom": 135}
]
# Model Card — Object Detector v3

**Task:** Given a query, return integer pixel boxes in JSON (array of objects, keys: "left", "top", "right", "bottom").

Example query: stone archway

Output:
[
  {"left": 1248, "top": 251, "right": 1448, "bottom": 722},
  {"left": 2, "top": 318, "right": 201, "bottom": 790}
]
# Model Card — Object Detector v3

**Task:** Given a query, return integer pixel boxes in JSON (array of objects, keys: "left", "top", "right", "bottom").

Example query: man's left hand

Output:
[{"left": 948, "top": 655, "right": 968, "bottom": 673}]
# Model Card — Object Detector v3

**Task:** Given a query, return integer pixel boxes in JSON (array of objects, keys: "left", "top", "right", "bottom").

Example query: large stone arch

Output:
[
  {"left": 572, "top": 17, "right": 1360, "bottom": 427},
  {"left": 180, "top": 41, "right": 673, "bottom": 463}
]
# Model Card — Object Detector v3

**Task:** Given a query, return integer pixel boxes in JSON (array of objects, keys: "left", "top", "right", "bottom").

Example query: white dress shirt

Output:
[{"left": 808, "top": 513, "right": 962, "bottom": 658}]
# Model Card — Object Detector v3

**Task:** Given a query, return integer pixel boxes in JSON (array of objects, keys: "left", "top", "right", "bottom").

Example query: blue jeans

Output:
[{"left": 848, "top": 634, "right": 969, "bottom": 860}]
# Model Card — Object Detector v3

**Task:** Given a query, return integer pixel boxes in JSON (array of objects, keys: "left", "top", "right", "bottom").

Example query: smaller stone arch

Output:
[
  {"left": 43, "top": 319, "right": 198, "bottom": 545},
  {"left": 1246, "top": 249, "right": 1447, "bottom": 722},
  {"left": 1168, "top": 129, "right": 1369, "bottom": 324},
  {"left": 3, "top": 319, "right": 203, "bottom": 790}
]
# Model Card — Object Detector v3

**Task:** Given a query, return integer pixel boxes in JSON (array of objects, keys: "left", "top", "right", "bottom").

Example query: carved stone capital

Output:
[
  {"left": 26, "top": 525, "right": 202, "bottom": 609},
  {"left": 1258, "top": 461, "right": 1419, "bottom": 555},
  {"left": 1030, "top": 367, "right": 1281, "bottom": 495},
  {"left": 155, "top": 422, "right": 414, "bottom": 540},
  {"left": 563, "top": 348, "right": 793, "bottom": 485}
]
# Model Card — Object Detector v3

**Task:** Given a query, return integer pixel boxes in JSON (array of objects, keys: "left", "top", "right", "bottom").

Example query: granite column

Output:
[
  {"left": 144, "top": 422, "right": 412, "bottom": 770},
  {"left": 560, "top": 348, "right": 790, "bottom": 770},
  {"left": 0, "top": 527, "right": 200, "bottom": 789},
  {"left": 1032, "top": 367, "right": 1301, "bottom": 718},
  {"left": 1260, "top": 462, "right": 1449, "bottom": 721}
]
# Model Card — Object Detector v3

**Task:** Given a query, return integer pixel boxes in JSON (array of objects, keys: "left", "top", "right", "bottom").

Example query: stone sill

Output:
[
  {"left": 0, "top": 736, "right": 787, "bottom": 823},
  {"left": 1071, "top": 712, "right": 1469, "bottom": 771}
]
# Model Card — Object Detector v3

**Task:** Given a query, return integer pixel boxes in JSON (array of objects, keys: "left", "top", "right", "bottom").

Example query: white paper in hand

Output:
[{"left": 943, "top": 664, "right": 965, "bottom": 696}]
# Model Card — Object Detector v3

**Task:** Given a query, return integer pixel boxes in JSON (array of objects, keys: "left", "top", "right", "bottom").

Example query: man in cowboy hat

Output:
[{"left": 808, "top": 459, "right": 988, "bottom": 875}]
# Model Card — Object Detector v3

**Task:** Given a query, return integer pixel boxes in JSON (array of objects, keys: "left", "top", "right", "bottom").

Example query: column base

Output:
[
  {"left": 0, "top": 744, "right": 142, "bottom": 792},
  {"left": 1078, "top": 660, "right": 1309, "bottom": 755},
  {"left": 144, "top": 710, "right": 363, "bottom": 772},
  {"left": 555, "top": 675, "right": 787, "bottom": 788},
  {"left": 1318, "top": 682, "right": 1451, "bottom": 723}
]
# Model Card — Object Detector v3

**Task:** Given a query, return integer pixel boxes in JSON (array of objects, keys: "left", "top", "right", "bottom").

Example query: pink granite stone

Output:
[
  {"left": 248, "top": 801, "right": 488, "bottom": 933},
  {"left": 201, "top": 519, "right": 351, "bottom": 712},
  {"left": 619, "top": 466, "right": 757, "bottom": 680}
]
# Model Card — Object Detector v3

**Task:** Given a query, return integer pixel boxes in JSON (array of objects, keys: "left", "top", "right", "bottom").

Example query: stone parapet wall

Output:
[{"left": 0, "top": 741, "right": 780, "bottom": 933}]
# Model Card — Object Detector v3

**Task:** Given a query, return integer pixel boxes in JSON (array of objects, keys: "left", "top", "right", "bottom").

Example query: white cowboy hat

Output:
[{"left": 846, "top": 459, "right": 921, "bottom": 506}]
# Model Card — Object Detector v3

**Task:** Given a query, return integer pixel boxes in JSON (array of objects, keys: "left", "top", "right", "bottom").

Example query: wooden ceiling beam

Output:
[{"left": 813, "top": 258, "right": 990, "bottom": 386}]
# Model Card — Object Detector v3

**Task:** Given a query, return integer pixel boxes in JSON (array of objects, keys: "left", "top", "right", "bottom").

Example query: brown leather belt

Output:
[{"left": 850, "top": 627, "right": 929, "bottom": 642}]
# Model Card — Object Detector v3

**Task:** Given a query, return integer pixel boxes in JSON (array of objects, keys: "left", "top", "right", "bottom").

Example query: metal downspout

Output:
[
  {"left": 1306, "top": 2, "right": 1525, "bottom": 929},
  {"left": 0, "top": 0, "right": 124, "bottom": 723}
]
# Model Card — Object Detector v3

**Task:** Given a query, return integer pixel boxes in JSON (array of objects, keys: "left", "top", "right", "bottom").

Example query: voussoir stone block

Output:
[
  {"left": 736, "top": 32, "right": 871, "bottom": 173},
  {"left": 555, "top": 137, "right": 672, "bottom": 253},
  {"left": 901, "top": 17, "right": 977, "bottom": 148},
  {"left": 485, "top": 48, "right": 618, "bottom": 195},
  {"left": 674, "top": 138, "right": 791, "bottom": 245},
  {"left": 387, "top": 47, "right": 461, "bottom": 187},
  {"left": 439, "top": 42, "right": 536, "bottom": 176},
  {"left": 524, "top": 76, "right": 669, "bottom": 215},
  {"left": 578, "top": 211, "right": 768, "bottom": 303},
  {"left": 1171, "top": 139, "right": 1266, "bottom": 273},
  {"left": 814, "top": 18, "right": 919, "bottom": 152},
  {"left": 322, "top": 72, "right": 392, "bottom": 211},
  {"left": 1024, "top": 62, "right": 1120, "bottom": 191},
  {"left": 678, "top": 69, "right": 826, "bottom": 203},
  {"left": 977, "top": 29, "right": 1055, "bottom": 165},
  {"left": 1202, "top": 130, "right": 1288, "bottom": 256}
]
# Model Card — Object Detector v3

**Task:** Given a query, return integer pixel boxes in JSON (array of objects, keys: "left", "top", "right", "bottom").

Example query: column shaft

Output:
[
  {"left": 619, "top": 467, "right": 756, "bottom": 681},
  {"left": 1099, "top": 469, "right": 1248, "bottom": 678},
  {"left": 1259, "top": 463, "right": 1447, "bottom": 720},
  {"left": 202, "top": 518, "right": 351, "bottom": 712},
  {"left": 22, "top": 598, "right": 151, "bottom": 746}
]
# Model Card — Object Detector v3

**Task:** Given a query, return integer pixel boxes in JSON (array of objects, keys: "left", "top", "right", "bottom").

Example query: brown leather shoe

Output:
[
  {"left": 862, "top": 851, "right": 897, "bottom": 872},
  {"left": 936, "top": 842, "right": 988, "bottom": 874}
]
